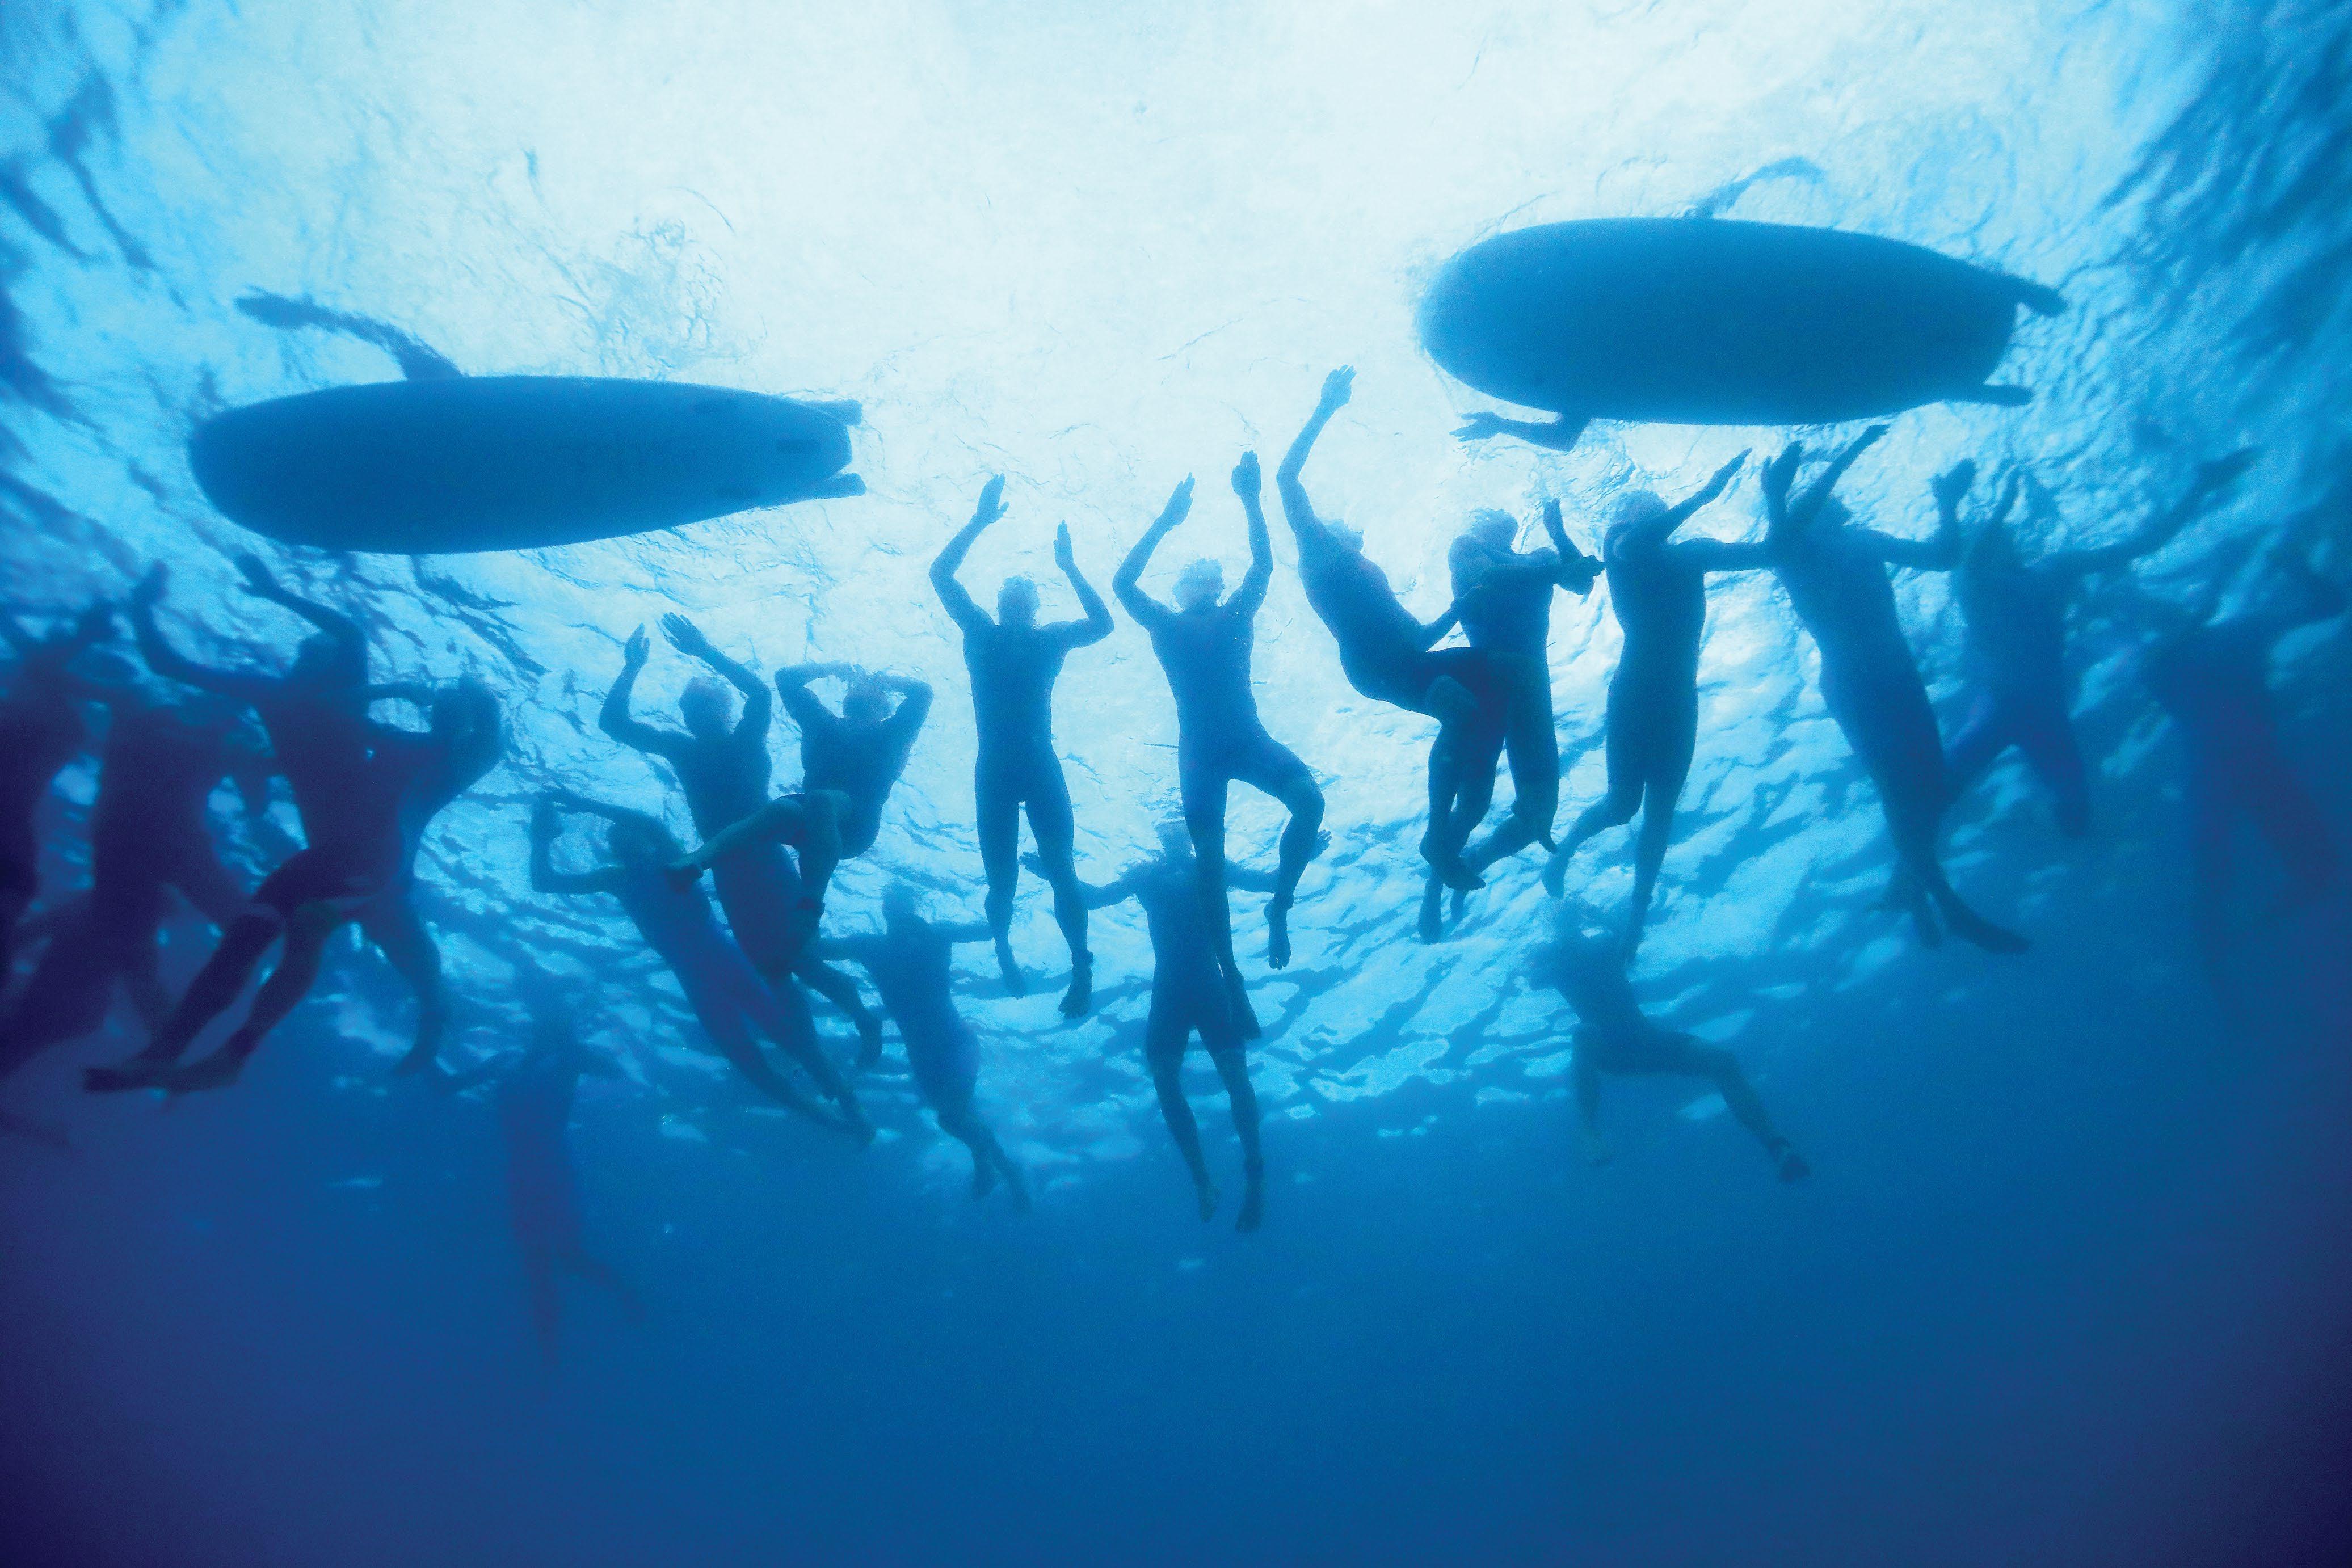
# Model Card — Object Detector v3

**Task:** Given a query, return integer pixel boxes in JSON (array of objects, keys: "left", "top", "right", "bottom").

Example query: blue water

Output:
[{"left": 5, "top": 2, "right": 2351, "bottom": 1564}]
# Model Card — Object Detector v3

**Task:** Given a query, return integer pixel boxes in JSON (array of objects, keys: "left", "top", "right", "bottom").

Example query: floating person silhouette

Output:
[
  {"left": 1947, "top": 450, "right": 2256, "bottom": 836},
  {"left": 523, "top": 791, "right": 870, "bottom": 1139},
  {"left": 86, "top": 680, "right": 504, "bottom": 1094},
  {"left": 1041, "top": 821, "right": 1289, "bottom": 1230},
  {"left": 1, "top": 679, "right": 271, "bottom": 1080},
  {"left": 1537, "top": 899, "right": 1807, "bottom": 1180},
  {"left": 775, "top": 661, "right": 932, "bottom": 859},
  {"left": 440, "top": 954, "right": 639, "bottom": 1363},
  {"left": 813, "top": 884, "right": 1030, "bottom": 1208},
  {"left": 1116, "top": 462, "right": 1324, "bottom": 1015},
  {"left": 86, "top": 681, "right": 500, "bottom": 1100},
  {"left": 1540, "top": 453, "right": 1752, "bottom": 952},
  {"left": 930, "top": 476, "right": 1114, "bottom": 1014},
  {"left": 1276, "top": 368, "right": 1502, "bottom": 901},
  {"left": 0, "top": 600, "right": 112, "bottom": 981},
  {"left": 599, "top": 615, "right": 882, "bottom": 1054},
  {"left": 1756, "top": 429, "right": 2029, "bottom": 954},
  {"left": 1448, "top": 501, "right": 1601, "bottom": 879},
  {"left": 2140, "top": 551, "right": 2344, "bottom": 963}
]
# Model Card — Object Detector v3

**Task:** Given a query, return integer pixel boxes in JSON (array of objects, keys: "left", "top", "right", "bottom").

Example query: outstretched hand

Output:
[
  {"left": 1231, "top": 452, "right": 1261, "bottom": 498},
  {"left": 1452, "top": 411, "right": 1506, "bottom": 442},
  {"left": 1762, "top": 442, "right": 1806, "bottom": 501},
  {"left": 1842, "top": 423, "right": 1891, "bottom": 462},
  {"left": 1319, "top": 366, "right": 1354, "bottom": 411},
  {"left": 973, "top": 474, "right": 1007, "bottom": 529},
  {"left": 1932, "top": 459, "right": 1977, "bottom": 510},
  {"left": 1696, "top": 450, "right": 1750, "bottom": 505},
  {"left": 1053, "top": 521, "right": 1077, "bottom": 571},
  {"left": 621, "top": 625, "right": 650, "bottom": 669},
  {"left": 1156, "top": 475, "right": 1196, "bottom": 529},
  {"left": 659, "top": 612, "right": 713, "bottom": 660}
]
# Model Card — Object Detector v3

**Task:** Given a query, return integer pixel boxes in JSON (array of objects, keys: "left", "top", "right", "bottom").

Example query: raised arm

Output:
[
  {"left": 1224, "top": 862, "right": 1284, "bottom": 895},
  {"left": 662, "top": 613, "right": 771, "bottom": 746},
  {"left": 1857, "top": 460, "right": 1970, "bottom": 572},
  {"left": 774, "top": 661, "right": 851, "bottom": 734},
  {"left": 528, "top": 798, "right": 625, "bottom": 897},
  {"left": 883, "top": 675, "right": 934, "bottom": 742},
  {"left": 1050, "top": 522, "right": 1115, "bottom": 648},
  {"left": 127, "top": 566, "right": 264, "bottom": 703},
  {"left": 933, "top": 919, "right": 995, "bottom": 945},
  {"left": 235, "top": 554, "right": 365, "bottom": 659},
  {"left": 1453, "top": 410, "right": 1591, "bottom": 453},
  {"left": 808, "top": 933, "right": 881, "bottom": 966},
  {"left": 930, "top": 477, "right": 1004, "bottom": 634},
  {"left": 1764, "top": 425, "right": 1888, "bottom": 549},
  {"left": 1539, "top": 500, "right": 1602, "bottom": 596},
  {"left": 1276, "top": 367, "right": 1352, "bottom": 546},
  {"left": 2045, "top": 449, "right": 2256, "bottom": 578},
  {"left": 598, "top": 626, "right": 687, "bottom": 759},
  {"left": 1231, "top": 453, "right": 1274, "bottom": 616},
  {"left": 1114, "top": 476, "right": 1195, "bottom": 627}
]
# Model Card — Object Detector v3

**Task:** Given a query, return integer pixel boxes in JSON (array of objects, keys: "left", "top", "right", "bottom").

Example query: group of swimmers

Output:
[{"left": 2, "top": 369, "right": 2343, "bottom": 1337}]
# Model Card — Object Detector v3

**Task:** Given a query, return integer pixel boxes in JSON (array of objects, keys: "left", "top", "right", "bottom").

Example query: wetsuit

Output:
[
  {"left": 821, "top": 914, "right": 1026, "bottom": 1203},
  {"left": 1, "top": 697, "right": 261, "bottom": 1076},
  {"left": 1540, "top": 917, "right": 1804, "bottom": 1179},
  {"left": 2142, "top": 576, "right": 2343, "bottom": 951},
  {"left": 779, "top": 677, "right": 931, "bottom": 857},
  {"left": 1084, "top": 848, "right": 1274, "bottom": 1228},
  {"left": 1550, "top": 505, "right": 1770, "bottom": 943},
  {"left": 1760, "top": 470, "right": 2025, "bottom": 955},
  {"left": 0, "top": 664, "right": 87, "bottom": 979},
  {"left": 1947, "top": 554, "right": 2091, "bottom": 834}
]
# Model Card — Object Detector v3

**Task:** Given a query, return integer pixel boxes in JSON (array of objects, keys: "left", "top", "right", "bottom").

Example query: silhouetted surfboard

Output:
[
  {"left": 189, "top": 376, "right": 865, "bottom": 553},
  {"left": 1418, "top": 218, "right": 2063, "bottom": 428}
]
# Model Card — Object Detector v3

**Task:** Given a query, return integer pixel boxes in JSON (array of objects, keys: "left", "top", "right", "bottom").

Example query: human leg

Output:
[
  {"left": 975, "top": 760, "right": 1028, "bottom": 997},
  {"left": 1209, "top": 1046, "right": 1264, "bottom": 1232},
  {"left": 1147, "top": 995, "right": 1217, "bottom": 1219},
  {"left": 1024, "top": 760, "right": 1092, "bottom": 1016},
  {"left": 1230, "top": 735, "right": 1325, "bottom": 970},
  {"left": 361, "top": 894, "right": 448, "bottom": 1076}
]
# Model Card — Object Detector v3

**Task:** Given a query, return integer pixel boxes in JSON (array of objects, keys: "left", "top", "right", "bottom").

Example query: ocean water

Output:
[{"left": 4, "top": 2, "right": 2351, "bottom": 1565}]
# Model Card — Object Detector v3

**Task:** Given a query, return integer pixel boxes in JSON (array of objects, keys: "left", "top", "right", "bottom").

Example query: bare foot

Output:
[
  {"left": 996, "top": 937, "right": 1028, "bottom": 998},
  {"left": 1236, "top": 1179, "right": 1264, "bottom": 1233},
  {"left": 1058, "top": 956, "right": 1092, "bottom": 1018},
  {"left": 159, "top": 1049, "right": 246, "bottom": 1095},
  {"left": 1267, "top": 900, "right": 1292, "bottom": 970},
  {"left": 1773, "top": 1143, "right": 1811, "bottom": 1183},
  {"left": 1196, "top": 1182, "right": 1221, "bottom": 1221}
]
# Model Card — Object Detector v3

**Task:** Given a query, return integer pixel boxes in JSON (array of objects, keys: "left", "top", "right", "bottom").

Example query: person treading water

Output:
[
  {"left": 120, "top": 558, "right": 486, "bottom": 1061},
  {"left": 813, "top": 884, "right": 1031, "bottom": 1208},
  {"left": 1039, "top": 821, "right": 1297, "bottom": 1231},
  {"left": 1276, "top": 368, "right": 1504, "bottom": 905},
  {"left": 930, "top": 476, "right": 1114, "bottom": 1015},
  {"left": 1, "top": 675, "right": 272, "bottom": 1082},
  {"left": 1539, "top": 453, "right": 1752, "bottom": 952},
  {"left": 668, "top": 661, "right": 931, "bottom": 897},
  {"left": 87, "top": 677, "right": 504, "bottom": 1094},
  {"left": 1756, "top": 429, "right": 2029, "bottom": 954},
  {"left": 1447, "top": 499, "right": 1602, "bottom": 881},
  {"left": 1536, "top": 899, "right": 1808, "bottom": 1181},
  {"left": 440, "top": 953, "right": 640, "bottom": 1364},
  {"left": 2140, "top": 550, "right": 2343, "bottom": 963},
  {"left": 1945, "top": 450, "right": 2255, "bottom": 837},
  {"left": 1116, "top": 462, "right": 1324, "bottom": 1027},
  {"left": 525, "top": 791, "right": 870, "bottom": 1138},
  {"left": 600, "top": 614, "right": 882, "bottom": 1055},
  {"left": 1, "top": 600, "right": 113, "bottom": 984}
]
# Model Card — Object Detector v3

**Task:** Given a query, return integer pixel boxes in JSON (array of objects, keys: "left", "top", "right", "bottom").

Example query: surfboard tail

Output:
[
  {"left": 807, "top": 473, "right": 866, "bottom": 499},
  {"left": 1957, "top": 383, "right": 2034, "bottom": 407}
]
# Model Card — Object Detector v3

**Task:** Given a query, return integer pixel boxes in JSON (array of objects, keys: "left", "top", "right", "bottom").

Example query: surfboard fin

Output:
[
  {"left": 1957, "top": 383, "right": 2034, "bottom": 407},
  {"left": 803, "top": 399, "right": 864, "bottom": 427},
  {"left": 807, "top": 473, "right": 866, "bottom": 500},
  {"left": 2009, "top": 279, "right": 2065, "bottom": 316}
]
